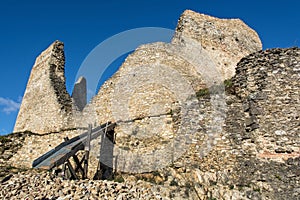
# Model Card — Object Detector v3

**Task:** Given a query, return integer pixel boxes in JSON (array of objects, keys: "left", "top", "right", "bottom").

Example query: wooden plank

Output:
[
  {"left": 85, "top": 124, "right": 92, "bottom": 151},
  {"left": 64, "top": 136, "right": 84, "bottom": 177},
  {"left": 49, "top": 142, "right": 85, "bottom": 169},
  {"left": 83, "top": 124, "right": 92, "bottom": 179},
  {"left": 83, "top": 151, "right": 89, "bottom": 179},
  {"left": 33, "top": 122, "right": 116, "bottom": 170}
]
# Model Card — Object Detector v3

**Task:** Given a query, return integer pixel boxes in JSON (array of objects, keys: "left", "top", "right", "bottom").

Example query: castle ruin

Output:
[{"left": 8, "top": 10, "right": 300, "bottom": 199}]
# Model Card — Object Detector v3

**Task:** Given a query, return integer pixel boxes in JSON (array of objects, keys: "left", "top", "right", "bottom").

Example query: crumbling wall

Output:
[
  {"left": 9, "top": 9, "right": 300, "bottom": 199},
  {"left": 173, "top": 10, "right": 262, "bottom": 80},
  {"left": 14, "top": 41, "right": 74, "bottom": 134},
  {"left": 232, "top": 47, "right": 300, "bottom": 158},
  {"left": 154, "top": 47, "right": 300, "bottom": 199},
  {"left": 86, "top": 10, "right": 262, "bottom": 173},
  {"left": 72, "top": 76, "right": 87, "bottom": 111}
]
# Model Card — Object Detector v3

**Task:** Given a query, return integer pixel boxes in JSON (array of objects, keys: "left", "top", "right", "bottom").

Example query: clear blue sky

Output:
[{"left": 0, "top": 0, "right": 299, "bottom": 135}]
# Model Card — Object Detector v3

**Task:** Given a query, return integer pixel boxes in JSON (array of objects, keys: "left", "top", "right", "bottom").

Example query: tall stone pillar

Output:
[{"left": 14, "top": 41, "right": 73, "bottom": 134}]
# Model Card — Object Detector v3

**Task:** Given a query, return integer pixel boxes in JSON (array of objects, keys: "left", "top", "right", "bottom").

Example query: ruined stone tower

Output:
[{"left": 14, "top": 41, "right": 74, "bottom": 134}]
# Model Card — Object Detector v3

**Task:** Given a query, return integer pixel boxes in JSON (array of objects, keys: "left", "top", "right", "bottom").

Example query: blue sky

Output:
[{"left": 0, "top": 0, "right": 299, "bottom": 135}]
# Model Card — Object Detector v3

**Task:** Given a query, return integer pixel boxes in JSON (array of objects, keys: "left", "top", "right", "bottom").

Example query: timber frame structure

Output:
[{"left": 32, "top": 122, "right": 116, "bottom": 180}]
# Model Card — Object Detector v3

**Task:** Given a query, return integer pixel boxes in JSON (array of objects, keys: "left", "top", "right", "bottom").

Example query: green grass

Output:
[
  {"left": 224, "top": 79, "right": 233, "bottom": 88},
  {"left": 114, "top": 175, "right": 125, "bottom": 183},
  {"left": 196, "top": 88, "right": 210, "bottom": 98},
  {"left": 275, "top": 174, "right": 282, "bottom": 181}
]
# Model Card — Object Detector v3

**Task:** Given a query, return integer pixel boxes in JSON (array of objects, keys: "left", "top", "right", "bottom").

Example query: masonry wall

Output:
[
  {"left": 172, "top": 10, "right": 262, "bottom": 80},
  {"left": 232, "top": 47, "right": 300, "bottom": 157},
  {"left": 86, "top": 10, "right": 262, "bottom": 173},
  {"left": 14, "top": 41, "right": 74, "bottom": 134},
  {"left": 8, "top": 10, "right": 300, "bottom": 199},
  {"left": 153, "top": 47, "right": 300, "bottom": 199}
]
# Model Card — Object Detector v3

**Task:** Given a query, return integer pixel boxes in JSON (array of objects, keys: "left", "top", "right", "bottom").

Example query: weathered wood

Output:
[
  {"left": 73, "top": 154, "right": 85, "bottom": 177},
  {"left": 62, "top": 162, "right": 70, "bottom": 179},
  {"left": 64, "top": 137, "right": 84, "bottom": 177},
  {"left": 33, "top": 122, "right": 116, "bottom": 180},
  {"left": 83, "top": 124, "right": 92, "bottom": 179},
  {"left": 85, "top": 124, "right": 92, "bottom": 151},
  {"left": 66, "top": 160, "right": 78, "bottom": 180},
  {"left": 49, "top": 142, "right": 85, "bottom": 169},
  {"left": 33, "top": 123, "right": 115, "bottom": 170},
  {"left": 83, "top": 151, "right": 90, "bottom": 179},
  {"left": 97, "top": 122, "right": 115, "bottom": 180}
]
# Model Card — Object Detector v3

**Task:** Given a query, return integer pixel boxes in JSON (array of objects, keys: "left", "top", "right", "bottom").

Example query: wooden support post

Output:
[
  {"left": 66, "top": 160, "right": 78, "bottom": 180},
  {"left": 62, "top": 162, "right": 67, "bottom": 179},
  {"left": 83, "top": 124, "right": 92, "bottom": 179},
  {"left": 73, "top": 155, "right": 85, "bottom": 177},
  {"left": 64, "top": 136, "right": 85, "bottom": 178}
]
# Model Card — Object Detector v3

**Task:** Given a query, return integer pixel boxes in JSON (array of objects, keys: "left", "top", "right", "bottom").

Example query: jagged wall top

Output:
[
  {"left": 14, "top": 41, "right": 74, "bottom": 134},
  {"left": 14, "top": 10, "right": 263, "bottom": 135},
  {"left": 173, "top": 10, "right": 262, "bottom": 80},
  {"left": 86, "top": 10, "right": 263, "bottom": 172}
]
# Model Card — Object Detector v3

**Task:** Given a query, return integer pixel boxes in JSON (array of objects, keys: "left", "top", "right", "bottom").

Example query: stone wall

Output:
[
  {"left": 14, "top": 41, "right": 74, "bottom": 134},
  {"left": 8, "top": 130, "right": 82, "bottom": 168},
  {"left": 179, "top": 47, "right": 300, "bottom": 199},
  {"left": 132, "top": 47, "right": 299, "bottom": 199},
  {"left": 86, "top": 10, "right": 262, "bottom": 173},
  {"left": 232, "top": 47, "right": 300, "bottom": 159},
  {"left": 72, "top": 76, "right": 87, "bottom": 111},
  {"left": 6, "top": 9, "right": 300, "bottom": 199},
  {"left": 172, "top": 10, "right": 262, "bottom": 80},
  {"left": 13, "top": 10, "right": 262, "bottom": 135},
  {"left": 12, "top": 9, "right": 263, "bottom": 178}
]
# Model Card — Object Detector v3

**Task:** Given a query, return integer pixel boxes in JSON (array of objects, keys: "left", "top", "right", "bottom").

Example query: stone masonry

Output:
[
  {"left": 7, "top": 9, "right": 300, "bottom": 199},
  {"left": 14, "top": 41, "right": 74, "bottom": 134},
  {"left": 172, "top": 10, "right": 262, "bottom": 80},
  {"left": 232, "top": 47, "right": 300, "bottom": 159},
  {"left": 72, "top": 76, "right": 87, "bottom": 111},
  {"left": 5, "top": 47, "right": 299, "bottom": 199},
  {"left": 183, "top": 47, "right": 300, "bottom": 199},
  {"left": 11, "top": 10, "right": 262, "bottom": 171},
  {"left": 87, "top": 10, "right": 262, "bottom": 173}
]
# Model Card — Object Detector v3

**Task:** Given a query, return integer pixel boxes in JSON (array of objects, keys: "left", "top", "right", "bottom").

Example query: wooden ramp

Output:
[{"left": 32, "top": 122, "right": 116, "bottom": 176}]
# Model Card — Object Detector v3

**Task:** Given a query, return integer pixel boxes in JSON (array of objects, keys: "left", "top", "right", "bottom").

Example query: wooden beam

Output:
[
  {"left": 64, "top": 137, "right": 84, "bottom": 177},
  {"left": 66, "top": 160, "right": 78, "bottom": 180},
  {"left": 33, "top": 122, "right": 117, "bottom": 178},
  {"left": 73, "top": 154, "right": 85, "bottom": 177},
  {"left": 83, "top": 124, "right": 92, "bottom": 179}
]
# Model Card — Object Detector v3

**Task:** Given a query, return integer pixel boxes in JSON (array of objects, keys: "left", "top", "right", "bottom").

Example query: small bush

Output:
[
  {"left": 0, "top": 136, "right": 11, "bottom": 143},
  {"left": 275, "top": 174, "right": 282, "bottom": 181},
  {"left": 114, "top": 175, "right": 124, "bottom": 183},
  {"left": 224, "top": 79, "right": 235, "bottom": 94},
  {"left": 224, "top": 79, "right": 233, "bottom": 88},
  {"left": 196, "top": 88, "right": 210, "bottom": 98}
]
